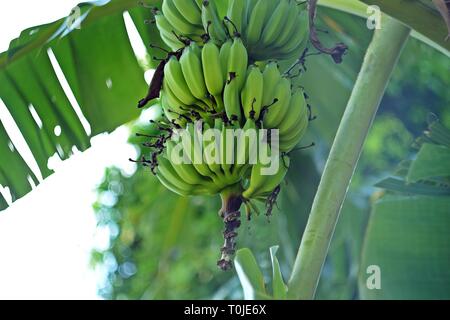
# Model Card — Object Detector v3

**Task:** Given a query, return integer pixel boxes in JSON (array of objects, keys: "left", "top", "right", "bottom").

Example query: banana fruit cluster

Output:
[
  {"left": 140, "top": 0, "right": 313, "bottom": 270},
  {"left": 155, "top": 115, "right": 294, "bottom": 200},
  {"left": 159, "top": 39, "right": 309, "bottom": 155},
  {"left": 155, "top": 119, "right": 246, "bottom": 197},
  {"left": 155, "top": 0, "right": 309, "bottom": 61}
]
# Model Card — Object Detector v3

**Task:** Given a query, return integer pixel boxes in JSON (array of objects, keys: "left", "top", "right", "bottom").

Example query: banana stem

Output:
[
  {"left": 217, "top": 185, "right": 243, "bottom": 271},
  {"left": 287, "top": 16, "right": 411, "bottom": 299}
]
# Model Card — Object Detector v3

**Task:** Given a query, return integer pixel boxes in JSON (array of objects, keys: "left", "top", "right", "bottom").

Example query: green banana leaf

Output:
[
  {"left": 359, "top": 119, "right": 450, "bottom": 299},
  {"left": 234, "top": 248, "right": 268, "bottom": 300},
  {"left": 407, "top": 143, "right": 450, "bottom": 182},
  {"left": 0, "top": 120, "right": 38, "bottom": 204},
  {"left": 269, "top": 246, "right": 288, "bottom": 299},
  {"left": 234, "top": 247, "right": 289, "bottom": 300},
  {"left": 0, "top": 0, "right": 163, "bottom": 211},
  {"left": 375, "top": 177, "right": 450, "bottom": 196},
  {"left": 359, "top": 195, "right": 450, "bottom": 299}
]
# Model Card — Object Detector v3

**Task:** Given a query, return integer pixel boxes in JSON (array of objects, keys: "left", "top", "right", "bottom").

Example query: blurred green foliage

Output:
[
  {"left": 92, "top": 10, "right": 450, "bottom": 300},
  {"left": 359, "top": 119, "right": 450, "bottom": 299}
]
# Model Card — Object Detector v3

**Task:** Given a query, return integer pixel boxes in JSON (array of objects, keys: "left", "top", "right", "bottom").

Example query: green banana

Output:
[
  {"left": 226, "top": 0, "right": 247, "bottom": 36},
  {"left": 157, "top": 0, "right": 310, "bottom": 62},
  {"left": 156, "top": 168, "right": 191, "bottom": 196},
  {"left": 277, "top": 5, "right": 308, "bottom": 49},
  {"left": 279, "top": 107, "right": 309, "bottom": 152},
  {"left": 278, "top": 90, "right": 308, "bottom": 137},
  {"left": 279, "top": 124, "right": 308, "bottom": 152},
  {"left": 216, "top": 0, "right": 230, "bottom": 17},
  {"left": 164, "top": 56, "right": 197, "bottom": 106},
  {"left": 223, "top": 73, "right": 242, "bottom": 123},
  {"left": 219, "top": 39, "right": 232, "bottom": 77},
  {"left": 160, "top": 92, "right": 184, "bottom": 126},
  {"left": 158, "top": 153, "right": 218, "bottom": 196},
  {"left": 184, "top": 122, "right": 217, "bottom": 179},
  {"left": 227, "top": 37, "right": 248, "bottom": 90},
  {"left": 241, "top": 65, "right": 264, "bottom": 120},
  {"left": 180, "top": 43, "right": 209, "bottom": 102},
  {"left": 154, "top": 10, "right": 175, "bottom": 34},
  {"left": 271, "top": 1, "right": 300, "bottom": 48},
  {"left": 245, "top": 0, "right": 272, "bottom": 47},
  {"left": 203, "top": 121, "right": 227, "bottom": 184},
  {"left": 202, "top": 41, "right": 226, "bottom": 111},
  {"left": 202, "top": 0, "right": 227, "bottom": 43},
  {"left": 157, "top": 156, "right": 197, "bottom": 195},
  {"left": 162, "top": 0, "right": 203, "bottom": 35},
  {"left": 164, "top": 79, "right": 211, "bottom": 119},
  {"left": 162, "top": 78, "right": 189, "bottom": 112},
  {"left": 242, "top": 152, "right": 290, "bottom": 199},
  {"left": 281, "top": 108, "right": 308, "bottom": 143},
  {"left": 263, "top": 77, "right": 292, "bottom": 128},
  {"left": 228, "top": 120, "right": 251, "bottom": 181},
  {"left": 261, "top": 62, "right": 282, "bottom": 107},
  {"left": 244, "top": 0, "right": 259, "bottom": 22},
  {"left": 172, "top": 0, "right": 202, "bottom": 26},
  {"left": 220, "top": 121, "right": 234, "bottom": 178},
  {"left": 272, "top": 10, "right": 309, "bottom": 54},
  {"left": 166, "top": 139, "right": 213, "bottom": 186},
  {"left": 260, "top": 0, "right": 290, "bottom": 48},
  {"left": 234, "top": 117, "right": 257, "bottom": 174},
  {"left": 159, "top": 32, "right": 183, "bottom": 51},
  {"left": 154, "top": 12, "right": 184, "bottom": 50}
]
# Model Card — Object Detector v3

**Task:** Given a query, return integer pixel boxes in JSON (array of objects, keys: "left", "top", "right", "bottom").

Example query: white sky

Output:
[
  {"left": 0, "top": 1, "right": 146, "bottom": 299},
  {"left": 0, "top": 129, "right": 137, "bottom": 299}
]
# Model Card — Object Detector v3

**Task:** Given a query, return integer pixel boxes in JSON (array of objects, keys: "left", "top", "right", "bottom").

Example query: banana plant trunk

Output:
[{"left": 287, "top": 15, "right": 411, "bottom": 299}]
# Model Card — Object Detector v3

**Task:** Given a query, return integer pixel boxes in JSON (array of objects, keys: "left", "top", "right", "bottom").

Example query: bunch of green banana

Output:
[
  {"left": 159, "top": 38, "right": 251, "bottom": 126},
  {"left": 140, "top": 0, "right": 315, "bottom": 270},
  {"left": 154, "top": 0, "right": 309, "bottom": 62},
  {"left": 161, "top": 43, "right": 217, "bottom": 119},
  {"left": 154, "top": 0, "right": 205, "bottom": 50},
  {"left": 278, "top": 90, "right": 309, "bottom": 152},
  {"left": 154, "top": 119, "right": 258, "bottom": 197},
  {"left": 245, "top": 0, "right": 310, "bottom": 61},
  {"left": 242, "top": 145, "right": 290, "bottom": 201},
  {"left": 160, "top": 43, "right": 308, "bottom": 168},
  {"left": 238, "top": 61, "right": 310, "bottom": 152},
  {"left": 201, "top": 0, "right": 228, "bottom": 43},
  {"left": 156, "top": 141, "right": 220, "bottom": 196},
  {"left": 225, "top": 0, "right": 309, "bottom": 60}
]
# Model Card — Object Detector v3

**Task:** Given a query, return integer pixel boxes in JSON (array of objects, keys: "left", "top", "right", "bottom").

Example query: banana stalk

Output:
[
  {"left": 287, "top": 15, "right": 411, "bottom": 299},
  {"left": 217, "top": 184, "right": 244, "bottom": 271}
]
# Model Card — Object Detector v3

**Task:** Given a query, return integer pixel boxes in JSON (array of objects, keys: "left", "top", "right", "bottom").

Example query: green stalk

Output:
[{"left": 287, "top": 15, "right": 411, "bottom": 299}]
